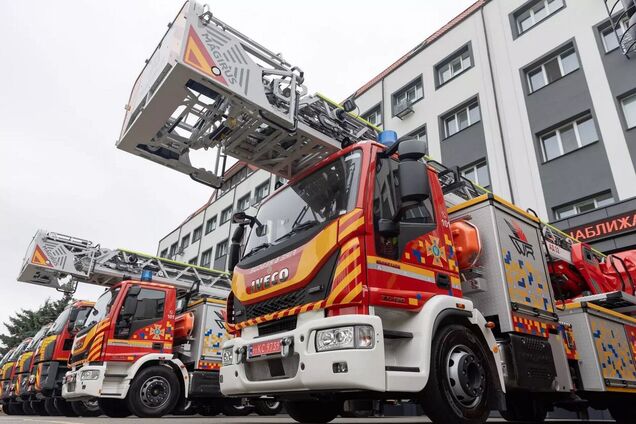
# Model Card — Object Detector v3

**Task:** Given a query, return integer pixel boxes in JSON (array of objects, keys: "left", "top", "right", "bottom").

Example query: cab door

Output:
[{"left": 110, "top": 286, "right": 173, "bottom": 359}]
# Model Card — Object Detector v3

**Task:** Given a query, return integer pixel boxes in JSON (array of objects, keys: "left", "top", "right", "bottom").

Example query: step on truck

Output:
[
  {"left": 112, "top": 2, "right": 636, "bottom": 423},
  {"left": 17, "top": 230, "right": 280, "bottom": 418}
]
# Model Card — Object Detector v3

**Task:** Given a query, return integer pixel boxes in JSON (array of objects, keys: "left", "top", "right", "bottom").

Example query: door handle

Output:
[{"left": 152, "top": 342, "right": 163, "bottom": 351}]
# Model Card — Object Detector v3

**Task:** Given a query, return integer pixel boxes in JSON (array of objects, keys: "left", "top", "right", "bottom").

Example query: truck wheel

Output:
[
  {"left": 71, "top": 399, "right": 102, "bottom": 417},
  {"left": 22, "top": 401, "right": 35, "bottom": 415},
  {"left": 31, "top": 400, "right": 48, "bottom": 415},
  {"left": 420, "top": 324, "right": 490, "bottom": 424},
  {"left": 97, "top": 398, "right": 131, "bottom": 418},
  {"left": 500, "top": 393, "right": 546, "bottom": 423},
  {"left": 285, "top": 400, "right": 341, "bottom": 423},
  {"left": 44, "top": 398, "right": 60, "bottom": 416},
  {"left": 222, "top": 398, "right": 254, "bottom": 416},
  {"left": 54, "top": 398, "right": 78, "bottom": 417},
  {"left": 254, "top": 398, "right": 283, "bottom": 415},
  {"left": 125, "top": 365, "right": 180, "bottom": 418},
  {"left": 609, "top": 404, "right": 631, "bottom": 424}
]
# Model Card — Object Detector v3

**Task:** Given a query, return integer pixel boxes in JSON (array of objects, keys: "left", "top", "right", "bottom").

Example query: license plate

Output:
[{"left": 248, "top": 339, "right": 282, "bottom": 359}]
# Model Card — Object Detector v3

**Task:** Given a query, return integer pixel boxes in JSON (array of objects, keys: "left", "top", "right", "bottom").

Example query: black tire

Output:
[
  {"left": 125, "top": 365, "right": 180, "bottom": 418},
  {"left": 500, "top": 393, "right": 547, "bottom": 423},
  {"left": 222, "top": 398, "right": 254, "bottom": 416},
  {"left": 70, "top": 399, "right": 102, "bottom": 417},
  {"left": 8, "top": 401, "right": 24, "bottom": 415},
  {"left": 254, "top": 398, "right": 283, "bottom": 415},
  {"left": 54, "top": 397, "right": 78, "bottom": 417},
  {"left": 44, "top": 398, "right": 60, "bottom": 416},
  {"left": 197, "top": 401, "right": 220, "bottom": 416},
  {"left": 97, "top": 398, "right": 131, "bottom": 418},
  {"left": 285, "top": 400, "right": 341, "bottom": 423},
  {"left": 609, "top": 404, "right": 631, "bottom": 424},
  {"left": 22, "top": 401, "right": 35, "bottom": 415},
  {"left": 420, "top": 324, "right": 491, "bottom": 424},
  {"left": 31, "top": 400, "right": 48, "bottom": 416}
]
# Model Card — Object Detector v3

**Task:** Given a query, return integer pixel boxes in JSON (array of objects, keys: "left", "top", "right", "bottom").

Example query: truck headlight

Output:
[
  {"left": 315, "top": 325, "right": 375, "bottom": 352},
  {"left": 80, "top": 370, "right": 100, "bottom": 381},
  {"left": 222, "top": 348, "right": 234, "bottom": 366}
]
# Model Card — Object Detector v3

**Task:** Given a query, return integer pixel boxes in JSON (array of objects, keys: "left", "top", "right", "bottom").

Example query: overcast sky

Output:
[{"left": 0, "top": 0, "right": 475, "bottom": 342}]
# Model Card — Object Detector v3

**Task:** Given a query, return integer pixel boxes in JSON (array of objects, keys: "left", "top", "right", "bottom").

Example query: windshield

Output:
[
  {"left": 47, "top": 308, "right": 71, "bottom": 335},
  {"left": 9, "top": 341, "right": 29, "bottom": 360},
  {"left": 26, "top": 325, "right": 51, "bottom": 350},
  {"left": 84, "top": 288, "right": 120, "bottom": 329},
  {"left": 243, "top": 150, "right": 362, "bottom": 255}
]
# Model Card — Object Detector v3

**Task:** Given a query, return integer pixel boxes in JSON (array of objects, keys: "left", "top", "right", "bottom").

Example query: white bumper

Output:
[
  {"left": 220, "top": 314, "right": 385, "bottom": 396},
  {"left": 62, "top": 362, "right": 129, "bottom": 400}
]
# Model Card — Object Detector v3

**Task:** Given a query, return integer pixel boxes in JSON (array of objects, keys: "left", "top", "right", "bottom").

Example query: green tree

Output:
[{"left": 0, "top": 288, "right": 74, "bottom": 356}]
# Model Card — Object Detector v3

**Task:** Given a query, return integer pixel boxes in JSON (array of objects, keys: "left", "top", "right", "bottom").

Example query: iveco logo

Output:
[{"left": 250, "top": 268, "right": 290, "bottom": 293}]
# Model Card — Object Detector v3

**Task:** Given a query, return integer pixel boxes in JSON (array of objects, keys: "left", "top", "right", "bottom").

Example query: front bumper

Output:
[
  {"left": 221, "top": 314, "right": 385, "bottom": 396},
  {"left": 62, "top": 364, "right": 108, "bottom": 401}
]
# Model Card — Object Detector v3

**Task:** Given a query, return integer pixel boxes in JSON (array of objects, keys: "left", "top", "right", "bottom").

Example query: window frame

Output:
[
  {"left": 620, "top": 92, "right": 636, "bottom": 130},
  {"left": 237, "top": 193, "right": 251, "bottom": 212},
  {"left": 188, "top": 257, "right": 198, "bottom": 265},
  {"left": 254, "top": 181, "right": 270, "bottom": 204},
  {"left": 362, "top": 104, "right": 382, "bottom": 127},
  {"left": 435, "top": 44, "right": 473, "bottom": 88},
  {"left": 513, "top": 0, "right": 566, "bottom": 36},
  {"left": 200, "top": 248, "right": 213, "bottom": 268},
  {"left": 205, "top": 215, "right": 217, "bottom": 234},
  {"left": 539, "top": 114, "right": 599, "bottom": 162},
  {"left": 600, "top": 17, "right": 630, "bottom": 53},
  {"left": 391, "top": 76, "right": 424, "bottom": 116},
  {"left": 460, "top": 159, "right": 491, "bottom": 189},
  {"left": 215, "top": 239, "right": 229, "bottom": 259},
  {"left": 442, "top": 100, "right": 481, "bottom": 139},
  {"left": 220, "top": 206, "right": 233, "bottom": 224},
  {"left": 160, "top": 248, "right": 168, "bottom": 258},
  {"left": 525, "top": 46, "right": 579, "bottom": 94},
  {"left": 192, "top": 225, "right": 203, "bottom": 242},
  {"left": 408, "top": 124, "right": 427, "bottom": 142},
  {"left": 554, "top": 191, "right": 614, "bottom": 220},
  {"left": 180, "top": 234, "right": 190, "bottom": 249},
  {"left": 169, "top": 242, "right": 178, "bottom": 257}
]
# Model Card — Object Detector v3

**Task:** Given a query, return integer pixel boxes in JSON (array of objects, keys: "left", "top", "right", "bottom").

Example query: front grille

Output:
[
  {"left": 258, "top": 316, "right": 297, "bottom": 337},
  {"left": 245, "top": 290, "right": 308, "bottom": 320}
]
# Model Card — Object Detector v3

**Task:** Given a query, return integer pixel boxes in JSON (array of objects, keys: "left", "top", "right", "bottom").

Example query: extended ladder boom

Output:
[
  {"left": 117, "top": 1, "right": 376, "bottom": 188},
  {"left": 18, "top": 230, "right": 230, "bottom": 299}
]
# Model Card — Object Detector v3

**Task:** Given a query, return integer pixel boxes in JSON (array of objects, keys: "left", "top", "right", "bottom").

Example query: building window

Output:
[
  {"left": 200, "top": 248, "right": 212, "bottom": 268},
  {"left": 205, "top": 216, "right": 217, "bottom": 234},
  {"left": 540, "top": 114, "right": 599, "bottom": 162},
  {"left": 215, "top": 240, "right": 228, "bottom": 259},
  {"left": 237, "top": 194, "right": 250, "bottom": 212},
  {"left": 526, "top": 47, "right": 579, "bottom": 93},
  {"left": 408, "top": 125, "right": 427, "bottom": 142},
  {"left": 254, "top": 181, "right": 270, "bottom": 204},
  {"left": 169, "top": 242, "right": 178, "bottom": 258},
  {"left": 192, "top": 225, "right": 202, "bottom": 242},
  {"left": 180, "top": 234, "right": 190, "bottom": 249},
  {"left": 443, "top": 101, "right": 481, "bottom": 139},
  {"left": 437, "top": 46, "right": 472, "bottom": 86},
  {"left": 188, "top": 257, "right": 198, "bottom": 265},
  {"left": 515, "top": 0, "right": 564, "bottom": 35},
  {"left": 362, "top": 105, "right": 382, "bottom": 127},
  {"left": 392, "top": 78, "right": 424, "bottom": 116},
  {"left": 554, "top": 192, "right": 614, "bottom": 219},
  {"left": 221, "top": 206, "right": 233, "bottom": 224},
  {"left": 621, "top": 93, "right": 636, "bottom": 129},
  {"left": 275, "top": 176, "right": 287, "bottom": 189},
  {"left": 160, "top": 248, "right": 168, "bottom": 258},
  {"left": 600, "top": 17, "right": 630, "bottom": 53},
  {"left": 461, "top": 160, "right": 491, "bottom": 189}
]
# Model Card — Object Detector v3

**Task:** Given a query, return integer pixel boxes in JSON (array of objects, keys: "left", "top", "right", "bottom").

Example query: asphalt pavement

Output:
[{"left": 0, "top": 415, "right": 618, "bottom": 424}]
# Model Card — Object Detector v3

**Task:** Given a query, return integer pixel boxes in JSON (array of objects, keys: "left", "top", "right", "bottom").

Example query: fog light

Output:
[
  {"left": 332, "top": 362, "right": 348, "bottom": 373},
  {"left": 355, "top": 325, "right": 375, "bottom": 349},
  {"left": 80, "top": 370, "right": 100, "bottom": 381},
  {"left": 222, "top": 348, "right": 233, "bottom": 366}
]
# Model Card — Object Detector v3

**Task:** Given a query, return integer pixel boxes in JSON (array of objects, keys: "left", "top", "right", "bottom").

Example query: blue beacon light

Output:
[
  {"left": 141, "top": 269, "right": 153, "bottom": 282},
  {"left": 377, "top": 130, "right": 398, "bottom": 147}
]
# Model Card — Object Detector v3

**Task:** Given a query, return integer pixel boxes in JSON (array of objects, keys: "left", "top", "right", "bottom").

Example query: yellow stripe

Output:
[
  {"left": 572, "top": 302, "right": 636, "bottom": 325},
  {"left": 340, "top": 237, "right": 360, "bottom": 253},
  {"left": 447, "top": 194, "right": 488, "bottom": 214},
  {"left": 327, "top": 265, "right": 362, "bottom": 303},
  {"left": 334, "top": 248, "right": 361, "bottom": 278},
  {"left": 341, "top": 284, "right": 363, "bottom": 304},
  {"left": 607, "top": 387, "right": 636, "bottom": 393},
  {"left": 367, "top": 256, "right": 436, "bottom": 279},
  {"left": 300, "top": 304, "right": 313, "bottom": 314},
  {"left": 339, "top": 217, "right": 364, "bottom": 239}
]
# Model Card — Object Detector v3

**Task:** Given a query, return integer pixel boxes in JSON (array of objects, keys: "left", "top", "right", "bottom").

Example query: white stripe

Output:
[{"left": 368, "top": 263, "right": 435, "bottom": 283}]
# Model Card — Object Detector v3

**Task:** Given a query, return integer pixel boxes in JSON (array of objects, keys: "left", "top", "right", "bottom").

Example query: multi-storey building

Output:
[{"left": 158, "top": 0, "right": 636, "bottom": 269}]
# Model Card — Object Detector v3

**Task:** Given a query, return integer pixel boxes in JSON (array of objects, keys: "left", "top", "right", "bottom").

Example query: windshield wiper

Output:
[
  {"left": 275, "top": 220, "right": 320, "bottom": 243},
  {"left": 242, "top": 242, "right": 272, "bottom": 259}
]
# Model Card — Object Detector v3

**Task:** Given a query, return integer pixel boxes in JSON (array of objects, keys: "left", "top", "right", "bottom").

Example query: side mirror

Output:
[
  {"left": 398, "top": 138, "right": 430, "bottom": 203},
  {"left": 228, "top": 225, "right": 245, "bottom": 273},
  {"left": 67, "top": 309, "right": 79, "bottom": 332}
]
